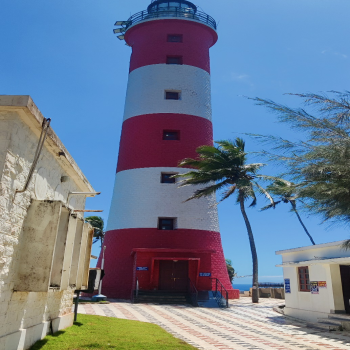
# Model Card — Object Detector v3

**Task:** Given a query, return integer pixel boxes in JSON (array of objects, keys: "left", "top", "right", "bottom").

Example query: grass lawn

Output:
[{"left": 30, "top": 314, "right": 197, "bottom": 350}]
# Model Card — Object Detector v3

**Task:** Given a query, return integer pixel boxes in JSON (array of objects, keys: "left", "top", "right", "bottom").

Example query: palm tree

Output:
[
  {"left": 85, "top": 216, "right": 105, "bottom": 247},
  {"left": 261, "top": 180, "right": 316, "bottom": 245},
  {"left": 176, "top": 138, "right": 276, "bottom": 303}
]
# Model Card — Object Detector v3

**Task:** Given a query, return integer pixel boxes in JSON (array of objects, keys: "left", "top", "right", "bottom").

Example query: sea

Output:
[{"left": 232, "top": 284, "right": 252, "bottom": 292}]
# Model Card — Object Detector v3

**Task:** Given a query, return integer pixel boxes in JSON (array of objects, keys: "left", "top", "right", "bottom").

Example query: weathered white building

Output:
[
  {"left": 277, "top": 241, "right": 350, "bottom": 323},
  {"left": 0, "top": 96, "right": 96, "bottom": 350}
]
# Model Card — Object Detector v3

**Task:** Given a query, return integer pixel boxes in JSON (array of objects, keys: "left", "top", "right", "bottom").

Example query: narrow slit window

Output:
[
  {"left": 161, "top": 173, "right": 176, "bottom": 184},
  {"left": 167, "top": 56, "right": 183, "bottom": 65},
  {"left": 163, "top": 130, "right": 179, "bottom": 140},
  {"left": 158, "top": 218, "right": 175, "bottom": 230},
  {"left": 298, "top": 266, "right": 310, "bottom": 292},
  {"left": 168, "top": 34, "right": 183, "bottom": 43},
  {"left": 165, "top": 91, "right": 180, "bottom": 100}
]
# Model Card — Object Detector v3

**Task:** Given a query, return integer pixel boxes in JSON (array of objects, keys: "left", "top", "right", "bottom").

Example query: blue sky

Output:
[{"left": 1, "top": 0, "right": 350, "bottom": 284}]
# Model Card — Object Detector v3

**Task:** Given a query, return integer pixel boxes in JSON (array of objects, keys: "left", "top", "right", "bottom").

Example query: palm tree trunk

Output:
[
  {"left": 239, "top": 192, "right": 259, "bottom": 303},
  {"left": 290, "top": 201, "right": 315, "bottom": 245}
]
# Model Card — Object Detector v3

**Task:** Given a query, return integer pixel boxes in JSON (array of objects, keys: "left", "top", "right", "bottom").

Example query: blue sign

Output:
[
  {"left": 199, "top": 273, "right": 211, "bottom": 277},
  {"left": 284, "top": 278, "right": 291, "bottom": 293},
  {"left": 136, "top": 267, "right": 148, "bottom": 271}
]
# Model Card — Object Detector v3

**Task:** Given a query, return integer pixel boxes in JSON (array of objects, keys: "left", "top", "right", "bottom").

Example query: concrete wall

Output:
[
  {"left": 0, "top": 113, "right": 91, "bottom": 350},
  {"left": 283, "top": 264, "right": 345, "bottom": 322}
]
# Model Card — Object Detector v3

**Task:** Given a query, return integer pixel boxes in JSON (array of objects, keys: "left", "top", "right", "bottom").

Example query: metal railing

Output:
[
  {"left": 188, "top": 278, "right": 198, "bottom": 307},
  {"left": 123, "top": 8, "right": 217, "bottom": 31},
  {"left": 131, "top": 277, "right": 139, "bottom": 303},
  {"left": 211, "top": 278, "right": 229, "bottom": 308}
]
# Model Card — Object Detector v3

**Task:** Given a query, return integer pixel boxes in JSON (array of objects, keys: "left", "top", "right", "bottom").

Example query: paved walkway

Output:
[{"left": 77, "top": 298, "right": 350, "bottom": 349}]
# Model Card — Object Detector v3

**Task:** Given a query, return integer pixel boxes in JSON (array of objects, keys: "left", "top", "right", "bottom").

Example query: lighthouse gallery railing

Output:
[{"left": 124, "top": 8, "right": 217, "bottom": 31}]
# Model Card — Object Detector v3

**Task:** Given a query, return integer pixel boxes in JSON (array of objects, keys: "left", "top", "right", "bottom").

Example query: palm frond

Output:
[
  {"left": 260, "top": 201, "right": 282, "bottom": 211},
  {"left": 342, "top": 239, "right": 350, "bottom": 250},
  {"left": 183, "top": 180, "right": 229, "bottom": 202}
]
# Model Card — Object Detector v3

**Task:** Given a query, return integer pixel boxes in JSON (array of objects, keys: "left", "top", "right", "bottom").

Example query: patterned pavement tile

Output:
[{"left": 77, "top": 298, "right": 350, "bottom": 350}]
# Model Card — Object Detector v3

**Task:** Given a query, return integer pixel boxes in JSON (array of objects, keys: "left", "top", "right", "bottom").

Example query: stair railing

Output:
[
  {"left": 188, "top": 278, "right": 198, "bottom": 307},
  {"left": 210, "top": 278, "right": 229, "bottom": 308},
  {"left": 131, "top": 277, "right": 139, "bottom": 303}
]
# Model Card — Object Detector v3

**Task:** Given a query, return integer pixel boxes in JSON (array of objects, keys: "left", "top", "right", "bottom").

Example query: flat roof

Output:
[
  {"left": 276, "top": 240, "right": 346, "bottom": 255},
  {"left": 276, "top": 256, "right": 350, "bottom": 267},
  {"left": 0, "top": 95, "right": 94, "bottom": 193}
]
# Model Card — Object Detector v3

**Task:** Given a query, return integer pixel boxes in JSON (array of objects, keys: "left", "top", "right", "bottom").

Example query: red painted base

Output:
[{"left": 96, "top": 228, "right": 239, "bottom": 300}]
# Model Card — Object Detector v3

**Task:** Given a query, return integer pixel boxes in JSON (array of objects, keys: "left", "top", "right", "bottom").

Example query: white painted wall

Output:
[
  {"left": 0, "top": 112, "right": 92, "bottom": 350},
  {"left": 278, "top": 243, "right": 348, "bottom": 323},
  {"left": 123, "top": 64, "right": 212, "bottom": 121},
  {"left": 107, "top": 167, "right": 219, "bottom": 232}
]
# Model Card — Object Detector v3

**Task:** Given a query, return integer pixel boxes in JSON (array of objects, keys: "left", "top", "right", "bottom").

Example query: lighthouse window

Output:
[
  {"left": 163, "top": 130, "right": 180, "bottom": 140},
  {"left": 167, "top": 56, "right": 183, "bottom": 65},
  {"left": 161, "top": 173, "right": 176, "bottom": 184},
  {"left": 167, "top": 34, "right": 183, "bottom": 43},
  {"left": 158, "top": 218, "right": 175, "bottom": 230},
  {"left": 165, "top": 91, "right": 180, "bottom": 100}
]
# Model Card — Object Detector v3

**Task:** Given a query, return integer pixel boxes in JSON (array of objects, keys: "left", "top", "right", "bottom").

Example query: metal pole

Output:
[
  {"left": 98, "top": 246, "right": 106, "bottom": 295},
  {"left": 74, "top": 291, "right": 80, "bottom": 322}
]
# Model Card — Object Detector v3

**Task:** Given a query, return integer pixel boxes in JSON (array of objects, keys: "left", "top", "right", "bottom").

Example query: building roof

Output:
[
  {"left": 275, "top": 240, "right": 346, "bottom": 255},
  {"left": 0, "top": 95, "right": 94, "bottom": 193},
  {"left": 276, "top": 256, "right": 350, "bottom": 267}
]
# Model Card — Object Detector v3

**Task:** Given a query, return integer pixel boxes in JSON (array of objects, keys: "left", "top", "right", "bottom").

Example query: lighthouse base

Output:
[{"left": 97, "top": 229, "right": 239, "bottom": 300}]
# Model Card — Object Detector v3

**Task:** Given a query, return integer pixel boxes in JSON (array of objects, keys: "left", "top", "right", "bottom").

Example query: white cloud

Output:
[
  {"left": 229, "top": 72, "right": 255, "bottom": 87},
  {"left": 321, "top": 49, "right": 347, "bottom": 59}
]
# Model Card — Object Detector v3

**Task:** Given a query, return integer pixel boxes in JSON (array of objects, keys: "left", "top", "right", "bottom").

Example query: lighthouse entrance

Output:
[{"left": 159, "top": 260, "right": 188, "bottom": 292}]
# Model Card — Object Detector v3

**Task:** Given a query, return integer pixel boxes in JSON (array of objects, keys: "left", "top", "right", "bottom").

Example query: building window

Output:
[
  {"left": 167, "top": 56, "right": 183, "bottom": 65},
  {"left": 298, "top": 266, "right": 310, "bottom": 292},
  {"left": 165, "top": 91, "right": 180, "bottom": 100},
  {"left": 168, "top": 34, "right": 183, "bottom": 43},
  {"left": 161, "top": 173, "right": 176, "bottom": 184},
  {"left": 163, "top": 130, "right": 179, "bottom": 140},
  {"left": 158, "top": 218, "right": 175, "bottom": 230}
]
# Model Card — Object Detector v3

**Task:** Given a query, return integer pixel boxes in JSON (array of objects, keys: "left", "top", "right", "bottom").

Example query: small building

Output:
[
  {"left": 0, "top": 96, "right": 96, "bottom": 350},
  {"left": 276, "top": 240, "right": 350, "bottom": 322}
]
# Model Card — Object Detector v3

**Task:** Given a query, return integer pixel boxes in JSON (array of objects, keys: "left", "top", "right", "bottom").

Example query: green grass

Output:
[{"left": 30, "top": 314, "right": 197, "bottom": 350}]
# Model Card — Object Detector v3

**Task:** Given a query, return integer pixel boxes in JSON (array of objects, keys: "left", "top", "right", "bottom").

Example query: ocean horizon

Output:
[{"left": 232, "top": 284, "right": 252, "bottom": 291}]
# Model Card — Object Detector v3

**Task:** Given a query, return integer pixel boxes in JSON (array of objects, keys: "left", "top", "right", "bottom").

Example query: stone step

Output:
[
  {"left": 316, "top": 318, "right": 343, "bottom": 331},
  {"left": 328, "top": 314, "right": 350, "bottom": 322}
]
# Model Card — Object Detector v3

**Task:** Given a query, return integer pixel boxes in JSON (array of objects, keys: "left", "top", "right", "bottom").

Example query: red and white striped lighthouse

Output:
[{"left": 101, "top": 0, "right": 239, "bottom": 300}]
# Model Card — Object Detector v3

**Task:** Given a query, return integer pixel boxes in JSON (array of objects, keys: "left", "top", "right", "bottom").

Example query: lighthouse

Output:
[{"left": 101, "top": 0, "right": 239, "bottom": 301}]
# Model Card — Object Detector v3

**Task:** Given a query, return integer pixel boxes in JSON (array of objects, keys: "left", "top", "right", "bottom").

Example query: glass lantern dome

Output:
[
  {"left": 114, "top": 0, "right": 217, "bottom": 36},
  {"left": 147, "top": 0, "right": 197, "bottom": 14}
]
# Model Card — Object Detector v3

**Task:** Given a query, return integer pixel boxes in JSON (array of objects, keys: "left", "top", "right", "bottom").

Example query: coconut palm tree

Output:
[
  {"left": 85, "top": 216, "right": 105, "bottom": 247},
  {"left": 261, "top": 180, "right": 316, "bottom": 245},
  {"left": 176, "top": 138, "right": 276, "bottom": 303}
]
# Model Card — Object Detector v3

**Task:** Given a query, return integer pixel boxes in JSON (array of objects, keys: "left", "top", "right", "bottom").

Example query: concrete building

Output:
[
  {"left": 0, "top": 96, "right": 96, "bottom": 350},
  {"left": 277, "top": 240, "right": 350, "bottom": 323},
  {"left": 100, "top": 0, "right": 238, "bottom": 300}
]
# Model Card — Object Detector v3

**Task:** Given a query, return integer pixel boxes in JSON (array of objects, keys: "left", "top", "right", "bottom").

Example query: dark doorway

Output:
[
  {"left": 159, "top": 260, "right": 188, "bottom": 292},
  {"left": 340, "top": 265, "right": 350, "bottom": 314}
]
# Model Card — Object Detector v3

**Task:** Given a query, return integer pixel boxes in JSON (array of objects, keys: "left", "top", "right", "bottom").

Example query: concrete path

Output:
[{"left": 77, "top": 298, "right": 350, "bottom": 349}]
